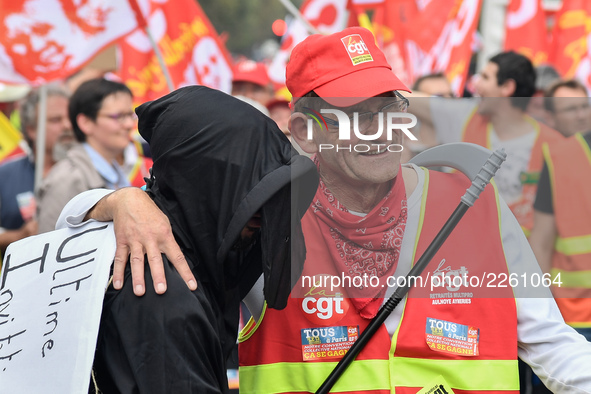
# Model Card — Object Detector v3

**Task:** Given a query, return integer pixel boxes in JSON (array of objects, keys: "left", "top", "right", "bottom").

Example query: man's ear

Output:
[
  {"left": 501, "top": 78, "right": 516, "bottom": 97},
  {"left": 289, "top": 112, "right": 318, "bottom": 154}
]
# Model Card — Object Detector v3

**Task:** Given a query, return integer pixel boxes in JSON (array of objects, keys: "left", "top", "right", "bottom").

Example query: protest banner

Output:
[
  {"left": 118, "top": 0, "right": 234, "bottom": 105},
  {"left": 0, "top": 0, "right": 145, "bottom": 85},
  {"left": 504, "top": 0, "right": 549, "bottom": 66},
  {"left": 0, "top": 223, "right": 115, "bottom": 392}
]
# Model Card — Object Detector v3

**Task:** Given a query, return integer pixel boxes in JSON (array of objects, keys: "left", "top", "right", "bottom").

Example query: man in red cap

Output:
[
  {"left": 58, "top": 27, "right": 591, "bottom": 393},
  {"left": 231, "top": 59, "right": 273, "bottom": 115},
  {"left": 237, "top": 26, "right": 591, "bottom": 393}
]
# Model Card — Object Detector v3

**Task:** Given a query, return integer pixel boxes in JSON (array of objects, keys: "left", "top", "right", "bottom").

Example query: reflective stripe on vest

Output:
[
  {"left": 239, "top": 359, "right": 390, "bottom": 394},
  {"left": 555, "top": 234, "right": 591, "bottom": 256},
  {"left": 550, "top": 268, "right": 591, "bottom": 288},
  {"left": 390, "top": 357, "right": 519, "bottom": 391}
]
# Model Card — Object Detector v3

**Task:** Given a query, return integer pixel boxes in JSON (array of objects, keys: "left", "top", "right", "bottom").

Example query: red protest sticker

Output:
[
  {"left": 301, "top": 325, "right": 359, "bottom": 361},
  {"left": 425, "top": 317, "right": 479, "bottom": 356}
]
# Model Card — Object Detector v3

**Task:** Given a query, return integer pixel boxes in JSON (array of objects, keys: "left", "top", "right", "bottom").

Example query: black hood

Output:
[{"left": 136, "top": 86, "right": 318, "bottom": 309}]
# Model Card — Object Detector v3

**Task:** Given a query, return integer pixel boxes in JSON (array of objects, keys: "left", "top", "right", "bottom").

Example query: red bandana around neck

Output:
[{"left": 309, "top": 158, "right": 408, "bottom": 319}]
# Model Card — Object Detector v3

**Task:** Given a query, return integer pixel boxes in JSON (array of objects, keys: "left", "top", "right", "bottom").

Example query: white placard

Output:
[{"left": 0, "top": 222, "right": 115, "bottom": 393}]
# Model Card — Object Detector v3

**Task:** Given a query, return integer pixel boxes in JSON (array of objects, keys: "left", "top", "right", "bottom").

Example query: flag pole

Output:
[
  {"left": 143, "top": 26, "right": 175, "bottom": 92},
  {"left": 34, "top": 84, "right": 47, "bottom": 195},
  {"left": 277, "top": 0, "right": 321, "bottom": 34}
]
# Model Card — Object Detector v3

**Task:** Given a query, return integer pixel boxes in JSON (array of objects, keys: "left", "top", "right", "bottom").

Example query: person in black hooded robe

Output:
[{"left": 90, "top": 86, "right": 318, "bottom": 393}]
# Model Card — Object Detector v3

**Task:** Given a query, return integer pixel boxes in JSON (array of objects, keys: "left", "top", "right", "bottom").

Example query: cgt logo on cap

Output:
[{"left": 341, "top": 34, "right": 373, "bottom": 66}]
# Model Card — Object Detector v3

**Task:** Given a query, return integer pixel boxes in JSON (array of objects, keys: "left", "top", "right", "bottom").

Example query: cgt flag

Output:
[
  {"left": 372, "top": 0, "right": 417, "bottom": 87},
  {"left": 118, "top": 0, "right": 233, "bottom": 105},
  {"left": 404, "top": 0, "right": 482, "bottom": 97},
  {"left": 0, "top": 0, "right": 145, "bottom": 85},
  {"left": 504, "top": 0, "right": 549, "bottom": 66},
  {"left": 549, "top": 0, "right": 591, "bottom": 88},
  {"left": 268, "top": 0, "right": 349, "bottom": 87}
]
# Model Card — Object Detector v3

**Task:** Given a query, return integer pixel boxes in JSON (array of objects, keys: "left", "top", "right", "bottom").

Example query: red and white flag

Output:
[
  {"left": 504, "top": 0, "right": 549, "bottom": 66},
  {"left": 549, "top": 0, "right": 591, "bottom": 88},
  {"left": 404, "top": 0, "right": 482, "bottom": 96},
  {"left": 372, "top": 0, "right": 417, "bottom": 86},
  {"left": 349, "top": 0, "right": 384, "bottom": 9},
  {"left": 268, "top": 0, "right": 349, "bottom": 87},
  {"left": 0, "top": 0, "right": 145, "bottom": 85},
  {"left": 118, "top": 0, "right": 233, "bottom": 105}
]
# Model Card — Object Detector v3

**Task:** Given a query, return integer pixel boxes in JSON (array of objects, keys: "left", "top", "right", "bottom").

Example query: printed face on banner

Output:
[
  {"left": 0, "top": 0, "right": 139, "bottom": 84},
  {"left": 189, "top": 36, "right": 232, "bottom": 93},
  {"left": 118, "top": 0, "right": 233, "bottom": 105}
]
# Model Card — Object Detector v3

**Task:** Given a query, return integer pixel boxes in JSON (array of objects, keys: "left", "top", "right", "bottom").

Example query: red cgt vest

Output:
[{"left": 239, "top": 169, "right": 519, "bottom": 394}]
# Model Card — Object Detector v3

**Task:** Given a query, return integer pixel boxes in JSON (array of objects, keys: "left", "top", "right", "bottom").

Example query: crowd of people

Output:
[{"left": 1, "top": 25, "right": 591, "bottom": 393}]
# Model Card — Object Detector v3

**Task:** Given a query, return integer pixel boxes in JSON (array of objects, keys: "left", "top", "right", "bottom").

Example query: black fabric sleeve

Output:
[
  {"left": 534, "top": 161, "right": 553, "bottom": 214},
  {"left": 92, "top": 256, "right": 229, "bottom": 394}
]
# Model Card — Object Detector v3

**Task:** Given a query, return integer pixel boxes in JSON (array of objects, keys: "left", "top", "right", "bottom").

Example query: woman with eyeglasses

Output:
[{"left": 37, "top": 78, "right": 139, "bottom": 233}]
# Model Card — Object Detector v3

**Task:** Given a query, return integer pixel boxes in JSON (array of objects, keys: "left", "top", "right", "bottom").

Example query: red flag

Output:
[
  {"left": 349, "top": 0, "right": 384, "bottom": 9},
  {"left": 372, "top": 0, "right": 417, "bottom": 86},
  {"left": 549, "top": 0, "right": 591, "bottom": 86},
  {"left": 268, "top": 0, "right": 349, "bottom": 87},
  {"left": 405, "top": 0, "right": 460, "bottom": 53},
  {"left": 504, "top": 0, "right": 549, "bottom": 66},
  {"left": 118, "top": 0, "right": 233, "bottom": 105},
  {"left": 404, "top": 0, "right": 482, "bottom": 96},
  {"left": 444, "top": 0, "right": 482, "bottom": 95},
  {"left": 0, "top": 0, "right": 145, "bottom": 85},
  {"left": 347, "top": 0, "right": 385, "bottom": 28}
]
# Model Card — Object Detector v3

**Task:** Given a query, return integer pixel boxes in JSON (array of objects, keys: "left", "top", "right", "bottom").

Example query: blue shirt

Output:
[
  {"left": 0, "top": 155, "right": 35, "bottom": 230},
  {"left": 83, "top": 143, "right": 130, "bottom": 190}
]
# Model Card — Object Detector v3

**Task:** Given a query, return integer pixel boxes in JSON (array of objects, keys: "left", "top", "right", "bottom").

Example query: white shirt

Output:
[
  {"left": 56, "top": 165, "right": 591, "bottom": 393},
  {"left": 429, "top": 99, "right": 537, "bottom": 205}
]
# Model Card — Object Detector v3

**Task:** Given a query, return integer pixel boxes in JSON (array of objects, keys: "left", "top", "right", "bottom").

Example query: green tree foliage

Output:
[{"left": 198, "top": 0, "right": 303, "bottom": 57}]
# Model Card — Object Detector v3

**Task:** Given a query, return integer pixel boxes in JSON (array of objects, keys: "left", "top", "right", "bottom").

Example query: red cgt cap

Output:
[
  {"left": 232, "top": 60, "right": 270, "bottom": 87},
  {"left": 286, "top": 27, "right": 410, "bottom": 107}
]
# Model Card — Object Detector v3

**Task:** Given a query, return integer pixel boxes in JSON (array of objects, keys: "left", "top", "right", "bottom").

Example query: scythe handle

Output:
[{"left": 316, "top": 148, "right": 506, "bottom": 394}]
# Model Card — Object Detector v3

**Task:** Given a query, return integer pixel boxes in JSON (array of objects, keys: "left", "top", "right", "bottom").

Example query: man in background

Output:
[
  {"left": 0, "top": 85, "right": 73, "bottom": 255},
  {"left": 412, "top": 73, "right": 454, "bottom": 98},
  {"left": 231, "top": 59, "right": 274, "bottom": 115},
  {"left": 409, "top": 51, "right": 563, "bottom": 235},
  {"left": 544, "top": 79, "right": 591, "bottom": 137},
  {"left": 529, "top": 131, "right": 591, "bottom": 341}
]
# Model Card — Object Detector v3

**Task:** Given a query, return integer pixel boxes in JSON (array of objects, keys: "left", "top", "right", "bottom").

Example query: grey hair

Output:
[{"left": 20, "top": 84, "right": 70, "bottom": 134}]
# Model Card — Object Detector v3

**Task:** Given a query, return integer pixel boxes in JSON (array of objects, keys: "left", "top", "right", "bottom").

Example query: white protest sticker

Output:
[{"left": 0, "top": 222, "right": 115, "bottom": 393}]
